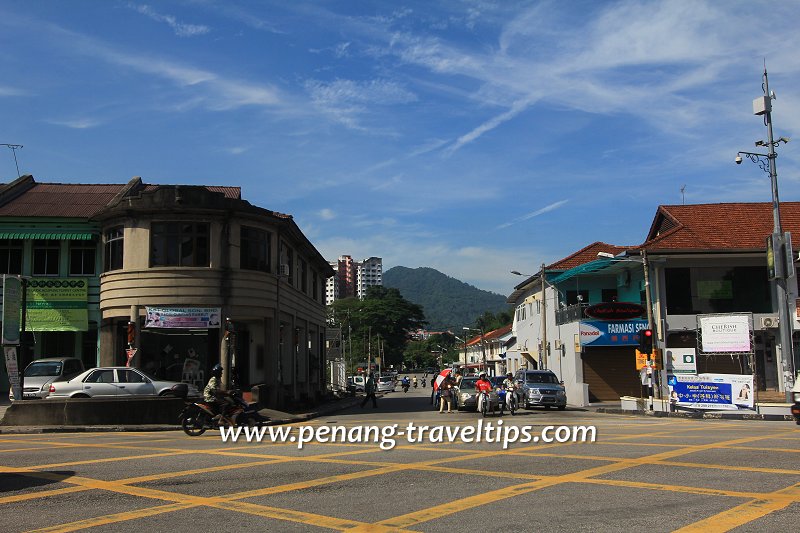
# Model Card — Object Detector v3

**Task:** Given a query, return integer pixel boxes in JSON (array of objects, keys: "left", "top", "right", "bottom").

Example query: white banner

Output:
[
  {"left": 145, "top": 307, "right": 222, "bottom": 329},
  {"left": 698, "top": 314, "right": 751, "bottom": 353}
]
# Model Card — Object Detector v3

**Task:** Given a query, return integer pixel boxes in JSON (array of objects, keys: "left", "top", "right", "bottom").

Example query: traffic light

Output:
[{"left": 638, "top": 328, "right": 653, "bottom": 354}]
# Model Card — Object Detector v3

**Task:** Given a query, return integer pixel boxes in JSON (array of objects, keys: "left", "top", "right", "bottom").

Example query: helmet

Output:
[
  {"left": 479, "top": 372, "right": 487, "bottom": 378},
  {"left": 507, "top": 372, "right": 513, "bottom": 378},
  {"left": 211, "top": 364, "right": 223, "bottom": 378}
]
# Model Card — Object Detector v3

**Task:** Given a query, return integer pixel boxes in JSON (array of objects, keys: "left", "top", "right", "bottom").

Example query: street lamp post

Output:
[
  {"left": 736, "top": 67, "right": 796, "bottom": 401},
  {"left": 463, "top": 326, "right": 485, "bottom": 373}
]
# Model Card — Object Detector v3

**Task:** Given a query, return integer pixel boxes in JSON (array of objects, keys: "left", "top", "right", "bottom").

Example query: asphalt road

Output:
[{"left": 1, "top": 380, "right": 799, "bottom": 532}]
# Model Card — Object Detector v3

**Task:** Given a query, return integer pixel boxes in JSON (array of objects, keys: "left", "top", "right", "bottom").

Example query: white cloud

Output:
[
  {"left": 496, "top": 200, "right": 569, "bottom": 229},
  {"left": 305, "top": 78, "right": 417, "bottom": 129},
  {"left": 0, "top": 85, "right": 25, "bottom": 97},
  {"left": 36, "top": 21, "right": 281, "bottom": 111},
  {"left": 130, "top": 4, "right": 210, "bottom": 37},
  {"left": 319, "top": 208, "right": 336, "bottom": 220},
  {"left": 45, "top": 117, "right": 102, "bottom": 129},
  {"left": 224, "top": 146, "right": 249, "bottom": 155}
]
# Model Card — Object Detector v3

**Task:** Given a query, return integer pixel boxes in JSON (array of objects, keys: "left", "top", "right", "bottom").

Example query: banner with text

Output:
[
  {"left": 667, "top": 373, "right": 754, "bottom": 410},
  {"left": 580, "top": 319, "right": 648, "bottom": 346},
  {"left": 26, "top": 278, "right": 88, "bottom": 331},
  {"left": 698, "top": 314, "right": 751, "bottom": 354},
  {"left": 145, "top": 307, "right": 222, "bottom": 329}
]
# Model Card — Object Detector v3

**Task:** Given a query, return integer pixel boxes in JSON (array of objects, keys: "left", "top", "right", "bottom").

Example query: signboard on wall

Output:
[
  {"left": 697, "top": 314, "right": 751, "bottom": 354},
  {"left": 665, "top": 348, "right": 697, "bottom": 375},
  {"left": 580, "top": 319, "right": 648, "bottom": 346},
  {"left": 667, "top": 373, "right": 754, "bottom": 410},
  {"left": 26, "top": 278, "right": 88, "bottom": 331},
  {"left": 145, "top": 307, "right": 222, "bottom": 329}
]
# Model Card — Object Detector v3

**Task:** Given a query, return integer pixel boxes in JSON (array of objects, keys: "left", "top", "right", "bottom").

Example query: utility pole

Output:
[
  {"left": 736, "top": 67, "right": 796, "bottom": 400},
  {"left": 540, "top": 262, "right": 548, "bottom": 370}
]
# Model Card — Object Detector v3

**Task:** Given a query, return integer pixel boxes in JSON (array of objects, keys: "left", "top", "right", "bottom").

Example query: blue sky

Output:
[{"left": 1, "top": 1, "right": 799, "bottom": 296}]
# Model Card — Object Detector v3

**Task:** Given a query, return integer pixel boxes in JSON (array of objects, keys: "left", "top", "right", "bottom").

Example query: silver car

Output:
[
  {"left": 47, "top": 367, "right": 200, "bottom": 399},
  {"left": 377, "top": 375, "right": 396, "bottom": 392},
  {"left": 456, "top": 377, "right": 500, "bottom": 411},
  {"left": 514, "top": 370, "right": 567, "bottom": 410},
  {"left": 11, "top": 357, "right": 85, "bottom": 400}
]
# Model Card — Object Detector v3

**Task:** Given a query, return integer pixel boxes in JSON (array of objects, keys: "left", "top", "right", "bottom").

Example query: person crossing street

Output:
[{"left": 360, "top": 373, "right": 378, "bottom": 408}]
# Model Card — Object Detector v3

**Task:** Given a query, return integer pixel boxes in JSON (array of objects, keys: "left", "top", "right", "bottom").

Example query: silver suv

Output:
[
  {"left": 513, "top": 369, "right": 567, "bottom": 410},
  {"left": 12, "top": 357, "right": 85, "bottom": 400}
]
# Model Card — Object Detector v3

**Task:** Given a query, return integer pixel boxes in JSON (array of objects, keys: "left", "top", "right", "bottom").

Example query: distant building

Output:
[{"left": 326, "top": 255, "right": 382, "bottom": 304}]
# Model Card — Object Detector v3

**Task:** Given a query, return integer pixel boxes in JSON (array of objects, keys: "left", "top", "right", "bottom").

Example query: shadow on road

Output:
[
  {"left": 0, "top": 471, "right": 76, "bottom": 493},
  {"left": 333, "top": 388, "right": 585, "bottom": 421}
]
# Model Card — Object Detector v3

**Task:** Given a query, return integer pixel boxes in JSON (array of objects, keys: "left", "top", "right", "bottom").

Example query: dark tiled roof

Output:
[
  {"left": 0, "top": 183, "right": 126, "bottom": 217},
  {"left": 547, "top": 241, "right": 629, "bottom": 270},
  {"left": 643, "top": 203, "right": 800, "bottom": 251},
  {"left": 142, "top": 184, "right": 241, "bottom": 200}
]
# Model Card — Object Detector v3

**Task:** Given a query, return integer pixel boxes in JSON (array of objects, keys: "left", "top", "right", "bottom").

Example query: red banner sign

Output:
[{"left": 585, "top": 302, "right": 645, "bottom": 320}]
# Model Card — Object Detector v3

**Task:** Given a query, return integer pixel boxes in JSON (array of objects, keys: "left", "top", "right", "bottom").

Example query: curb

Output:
[
  {"left": 596, "top": 407, "right": 795, "bottom": 422},
  {"left": 0, "top": 396, "right": 364, "bottom": 434}
]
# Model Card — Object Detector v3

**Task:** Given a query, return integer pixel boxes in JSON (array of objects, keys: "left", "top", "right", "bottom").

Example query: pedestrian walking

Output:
[
  {"left": 439, "top": 377, "right": 454, "bottom": 413},
  {"left": 360, "top": 373, "right": 378, "bottom": 408}
]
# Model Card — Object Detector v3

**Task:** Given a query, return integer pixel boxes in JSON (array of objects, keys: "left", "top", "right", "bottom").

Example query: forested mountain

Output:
[{"left": 383, "top": 266, "right": 510, "bottom": 330}]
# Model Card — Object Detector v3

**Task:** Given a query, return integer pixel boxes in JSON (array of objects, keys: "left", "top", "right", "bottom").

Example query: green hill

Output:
[{"left": 383, "top": 266, "right": 510, "bottom": 330}]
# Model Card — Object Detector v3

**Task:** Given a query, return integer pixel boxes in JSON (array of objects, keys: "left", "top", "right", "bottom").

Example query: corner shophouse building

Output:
[
  {"left": 0, "top": 176, "right": 332, "bottom": 407},
  {"left": 508, "top": 203, "right": 800, "bottom": 406}
]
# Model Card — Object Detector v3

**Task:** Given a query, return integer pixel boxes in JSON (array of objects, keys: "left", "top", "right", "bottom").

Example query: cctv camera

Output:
[{"left": 735, "top": 155, "right": 742, "bottom": 164}]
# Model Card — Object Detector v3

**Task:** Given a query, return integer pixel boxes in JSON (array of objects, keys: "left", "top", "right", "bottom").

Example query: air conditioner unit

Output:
[
  {"left": 760, "top": 316, "right": 779, "bottom": 329},
  {"left": 279, "top": 264, "right": 290, "bottom": 277}
]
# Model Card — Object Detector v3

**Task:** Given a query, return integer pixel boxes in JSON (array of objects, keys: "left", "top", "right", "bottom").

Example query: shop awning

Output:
[
  {"left": 0, "top": 231, "right": 95, "bottom": 240},
  {"left": 549, "top": 258, "right": 615, "bottom": 285}
]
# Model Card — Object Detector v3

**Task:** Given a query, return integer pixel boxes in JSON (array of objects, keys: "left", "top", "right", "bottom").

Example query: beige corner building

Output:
[{"left": 0, "top": 176, "right": 333, "bottom": 407}]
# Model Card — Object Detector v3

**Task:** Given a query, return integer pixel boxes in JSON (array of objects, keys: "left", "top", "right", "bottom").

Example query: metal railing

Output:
[{"left": 555, "top": 303, "right": 589, "bottom": 325}]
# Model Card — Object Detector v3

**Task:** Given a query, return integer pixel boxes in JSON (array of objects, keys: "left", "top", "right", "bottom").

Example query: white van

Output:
[{"left": 347, "top": 375, "right": 365, "bottom": 392}]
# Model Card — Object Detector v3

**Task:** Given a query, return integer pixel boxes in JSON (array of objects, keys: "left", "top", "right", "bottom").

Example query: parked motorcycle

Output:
[{"left": 180, "top": 390, "right": 269, "bottom": 436}]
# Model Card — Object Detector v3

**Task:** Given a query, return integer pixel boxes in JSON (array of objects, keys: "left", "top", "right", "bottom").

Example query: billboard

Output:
[
  {"left": 26, "top": 278, "right": 89, "bottom": 332},
  {"left": 697, "top": 314, "right": 751, "bottom": 354},
  {"left": 668, "top": 373, "right": 754, "bottom": 410}
]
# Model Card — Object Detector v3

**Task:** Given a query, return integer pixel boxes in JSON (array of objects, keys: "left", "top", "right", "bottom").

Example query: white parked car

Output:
[{"left": 47, "top": 367, "right": 200, "bottom": 399}]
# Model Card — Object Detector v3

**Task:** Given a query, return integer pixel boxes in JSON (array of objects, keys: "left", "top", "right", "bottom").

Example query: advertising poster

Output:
[
  {"left": 580, "top": 319, "right": 647, "bottom": 346},
  {"left": 698, "top": 314, "right": 751, "bottom": 353},
  {"left": 145, "top": 307, "right": 222, "bottom": 329},
  {"left": 25, "top": 278, "right": 89, "bottom": 331},
  {"left": 667, "top": 373, "right": 754, "bottom": 410},
  {"left": 4, "top": 346, "right": 21, "bottom": 401}
]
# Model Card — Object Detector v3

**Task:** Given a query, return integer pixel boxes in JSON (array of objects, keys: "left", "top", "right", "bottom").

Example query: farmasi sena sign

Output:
[{"left": 580, "top": 319, "right": 648, "bottom": 346}]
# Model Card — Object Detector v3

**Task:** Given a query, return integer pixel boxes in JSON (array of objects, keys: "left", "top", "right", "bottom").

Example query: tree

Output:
[{"left": 329, "top": 286, "right": 426, "bottom": 371}]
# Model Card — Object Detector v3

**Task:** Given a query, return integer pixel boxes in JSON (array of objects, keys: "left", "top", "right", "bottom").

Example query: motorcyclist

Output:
[
  {"left": 499, "top": 372, "right": 518, "bottom": 415},
  {"left": 475, "top": 372, "right": 493, "bottom": 413},
  {"left": 412, "top": 376, "right": 418, "bottom": 388},
  {"left": 401, "top": 376, "right": 410, "bottom": 392},
  {"left": 203, "top": 364, "right": 239, "bottom": 424}
]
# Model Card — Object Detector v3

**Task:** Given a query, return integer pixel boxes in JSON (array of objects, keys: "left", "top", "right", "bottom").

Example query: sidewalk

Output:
[
  {"left": 0, "top": 395, "right": 363, "bottom": 434},
  {"left": 589, "top": 399, "right": 795, "bottom": 421}
]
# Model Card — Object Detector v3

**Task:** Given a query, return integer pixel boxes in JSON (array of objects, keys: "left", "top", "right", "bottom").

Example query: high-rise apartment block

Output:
[{"left": 325, "top": 255, "right": 382, "bottom": 305}]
